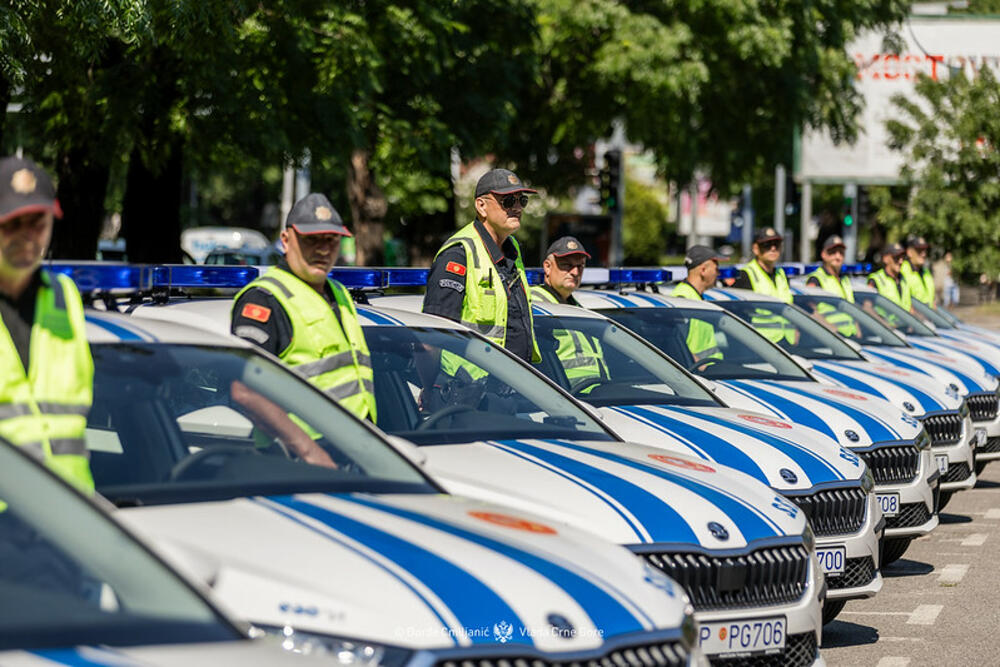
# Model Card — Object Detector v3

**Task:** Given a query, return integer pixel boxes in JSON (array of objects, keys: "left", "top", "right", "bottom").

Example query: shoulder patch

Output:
[
  {"left": 234, "top": 325, "right": 270, "bottom": 345},
  {"left": 445, "top": 261, "right": 467, "bottom": 276},
  {"left": 241, "top": 303, "right": 272, "bottom": 323},
  {"left": 439, "top": 278, "right": 465, "bottom": 293}
]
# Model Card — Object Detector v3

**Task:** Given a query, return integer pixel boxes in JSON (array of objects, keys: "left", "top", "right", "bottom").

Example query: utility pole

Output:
[
  {"left": 741, "top": 184, "right": 754, "bottom": 260},
  {"left": 842, "top": 182, "right": 858, "bottom": 263},
  {"left": 799, "top": 180, "right": 812, "bottom": 262},
  {"left": 774, "top": 164, "right": 786, "bottom": 235}
]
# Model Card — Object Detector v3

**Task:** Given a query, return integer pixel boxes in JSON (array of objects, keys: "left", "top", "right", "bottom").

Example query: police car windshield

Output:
[
  {"left": 854, "top": 292, "right": 937, "bottom": 337},
  {"left": 716, "top": 301, "right": 864, "bottom": 361},
  {"left": 912, "top": 299, "right": 955, "bottom": 329},
  {"left": 791, "top": 294, "right": 908, "bottom": 348},
  {"left": 531, "top": 314, "right": 720, "bottom": 408},
  {"left": 362, "top": 326, "right": 614, "bottom": 445},
  {"left": 88, "top": 344, "right": 436, "bottom": 507},
  {"left": 0, "top": 441, "right": 238, "bottom": 650},
  {"left": 595, "top": 308, "right": 812, "bottom": 381}
]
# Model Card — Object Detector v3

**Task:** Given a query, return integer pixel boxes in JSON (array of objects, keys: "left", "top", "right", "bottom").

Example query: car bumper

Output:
[
  {"left": 694, "top": 552, "right": 823, "bottom": 665},
  {"left": 876, "top": 448, "right": 940, "bottom": 539},
  {"left": 972, "top": 410, "right": 1000, "bottom": 462},
  {"left": 935, "top": 418, "right": 978, "bottom": 491},
  {"left": 816, "top": 492, "right": 884, "bottom": 601}
]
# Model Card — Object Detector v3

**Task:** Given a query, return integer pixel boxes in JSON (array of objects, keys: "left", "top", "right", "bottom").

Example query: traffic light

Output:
[
  {"left": 841, "top": 183, "right": 857, "bottom": 228},
  {"left": 842, "top": 199, "right": 854, "bottom": 227},
  {"left": 603, "top": 149, "right": 622, "bottom": 212}
]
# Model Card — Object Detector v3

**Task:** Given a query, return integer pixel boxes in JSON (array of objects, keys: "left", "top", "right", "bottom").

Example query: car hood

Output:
[
  {"left": 598, "top": 404, "right": 865, "bottom": 491},
  {"left": 810, "top": 359, "right": 962, "bottom": 415},
  {"left": 421, "top": 438, "right": 807, "bottom": 547},
  {"left": 713, "top": 379, "right": 923, "bottom": 449},
  {"left": 908, "top": 336, "right": 1000, "bottom": 377},
  {"left": 861, "top": 345, "right": 998, "bottom": 395},
  {"left": 1, "top": 642, "right": 342, "bottom": 666},
  {"left": 118, "top": 493, "right": 687, "bottom": 651}
]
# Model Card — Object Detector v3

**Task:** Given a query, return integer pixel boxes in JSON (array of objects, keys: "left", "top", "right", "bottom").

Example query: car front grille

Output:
[
  {"left": 788, "top": 486, "right": 868, "bottom": 537},
  {"left": 886, "top": 502, "right": 933, "bottom": 529},
  {"left": 921, "top": 411, "right": 963, "bottom": 446},
  {"left": 858, "top": 444, "right": 920, "bottom": 484},
  {"left": 712, "top": 631, "right": 817, "bottom": 666},
  {"left": 967, "top": 391, "right": 1000, "bottom": 422},
  {"left": 639, "top": 544, "right": 809, "bottom": 612},
  {"left": 827, "top": 556, "right": 877, "bottom": 590},
  {"left": 435, "top": 639, "right": 690, "bottom": 667},
  {"left": 981, "top": 436, "right": 1000, "bottom": 453},
  {"left": 943, "top": 462, "right": 973, "bottom": 483}
]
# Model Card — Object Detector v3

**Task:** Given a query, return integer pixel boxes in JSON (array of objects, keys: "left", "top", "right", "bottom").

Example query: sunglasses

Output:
[
  {"left": 555, "top": 260, "right": 586, "bottom": 272},
  {"left": 759, "top": 240, "right": 782, "bottom": 251},
  {"left": 493, "top": 193, "right": 530, "bottom": 210},
  {"left": 824, "top": 247, "right": 845, "bottom": 256}
]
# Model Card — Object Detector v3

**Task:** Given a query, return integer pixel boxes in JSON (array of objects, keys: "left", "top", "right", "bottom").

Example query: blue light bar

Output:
[
  {"left": 718, "top": 267, "right": 740, "bottom": 280},
  {"left": 609, "top": 268, "right": 670, "bottom": 283},
  {"left": 328, "top": 268, "right": 385, "bottom": 288},
  {"left": 384, "top": 268, "right": 429, "bottom": 287},
  {"left": 844, "top": 263, "right": 872, "bottom": 275},
  {"left": 525, "top": 268, "right": 544, "bottom": 285},
  {"left": 47, "top": 263, "right": 152, "bottom": 291},
  {"left": 152, "top": 265, "right": 259, "bottom": 288}
]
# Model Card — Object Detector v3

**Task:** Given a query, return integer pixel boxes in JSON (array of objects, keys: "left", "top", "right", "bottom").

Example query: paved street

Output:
[{"left": 823, "top": 462, "right": 1000, "bottom": 666}]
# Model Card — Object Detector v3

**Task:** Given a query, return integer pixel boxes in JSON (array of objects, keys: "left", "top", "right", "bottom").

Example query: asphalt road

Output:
[{"left": 822, "top": 461, "right": 1000, "bottom": 666}]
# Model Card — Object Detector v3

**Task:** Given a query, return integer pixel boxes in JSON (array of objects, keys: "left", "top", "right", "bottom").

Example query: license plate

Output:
[
  {"left": 936, "top": 455, "right": 949, "bottom": 475},
  {"left": 877, "top": 492, "right": 900, "bottom": 517},
  {"left": 975, "top": 427, "right": 988, "bottom": 448},
  {"left": 816, "top": 545, "right": 846, "bottom": 577},
  {"left": 699, "top": 616, "right": 787, "bottom": 656}
]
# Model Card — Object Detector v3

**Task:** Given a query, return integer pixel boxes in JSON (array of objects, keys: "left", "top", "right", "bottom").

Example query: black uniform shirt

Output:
[
  {"left": 423, "top": 220, "right": 534, "bottom": 362},
  {"left": 537, "top": 283, "right": 581, "bottom": 306},
  {"left": 0, "top": 270, "right": 42, "bottom": 371},
  {"left": 231, "top": 260, "right": 341, "bottom": 357}
]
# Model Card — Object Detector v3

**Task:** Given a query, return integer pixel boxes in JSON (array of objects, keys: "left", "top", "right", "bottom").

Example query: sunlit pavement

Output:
[{"left": 822, "top": 461, "right": 1000, "bottom": 666}]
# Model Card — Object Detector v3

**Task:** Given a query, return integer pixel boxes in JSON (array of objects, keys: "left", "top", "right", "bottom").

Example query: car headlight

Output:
[
  {"left": 250, "top": 625, "right": 411, "bottom": 667},
  {"left": 801, "top": 523, "right": 816, "bottom": 553},
  {"left": 861, "top": 467, "right": 875, "bottom": 494}
]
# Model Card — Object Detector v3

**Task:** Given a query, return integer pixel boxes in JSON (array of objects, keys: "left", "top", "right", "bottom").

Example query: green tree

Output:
[
  {"left": 623, "top": 176, "right": 668, "bottom": 264},
  {"left": 884, "top": 69, "right": 1000, "bottom": 278}
]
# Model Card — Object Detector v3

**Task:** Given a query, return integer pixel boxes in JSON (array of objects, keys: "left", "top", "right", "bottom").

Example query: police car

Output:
[
  {"left": 0, "top": 436, "right": 334, "bottom": 667},
  {"left": 374, "top": 293, "right": 882, "bottom": 624},
  {"left": 571, "top": 289, "right": 939, "bottom": 565},
  {"left": 792, "top": 286, "right": 999, "bottom": 484},
  {"left": 79, "top": 309, "right": 714, "bottom": 665},
  {"left": 123, "top": 294, "right": 825, "bottom": 666}
]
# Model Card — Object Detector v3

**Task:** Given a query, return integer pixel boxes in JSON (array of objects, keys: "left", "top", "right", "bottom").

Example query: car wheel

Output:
[
  {"left": 822, "top": 599, "right": 847, "bottom": 626},
  {"left": 881, "top": 536, "right": 913, "bottom": 565},
  {"left": 938, "top": 490, "right": 954, "bottom": 512}
]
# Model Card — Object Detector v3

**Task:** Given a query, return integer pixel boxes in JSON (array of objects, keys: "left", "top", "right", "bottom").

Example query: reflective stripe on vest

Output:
[
  {"left": 530, "top": 285, "right": 560, "bottom": 303},
  {"left": 901, "top": 261, "right": 935, "bottom": 305},
  {"left": 742, "top": 261, "right": 795, "bottom": 343},
  {"left": 669, "top": 282, "right": 722, "bottom": 358},
  {"left": 869, "top": 269, "right": 912, "bottom": 312},
  {"left": 234, "top": 268, "right": 376, "bottom": 421},
  {"left": 806, "top": 268, "right": 858, "bottom": 336},
  {"left": 0, "top": 271, "right": 94, "bottom": 493},
  {"left": 434, "top": 222, "right": 541, "bottom": 363}
]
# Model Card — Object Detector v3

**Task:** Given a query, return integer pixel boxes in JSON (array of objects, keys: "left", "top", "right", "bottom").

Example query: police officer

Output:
[
  {"left": 867, "top": 243, "right": 912, "bottom": 312},
  {"left": 531, "top": 237, "right": 607, "bottom": 389},
  {"left": 423, "top": 168, "right": 540, "bottom": 363},
  {"left": 901, "top": 235, "right": 935, "bottom": 306},
  {"left": 531, "top": 236, "right": 589, "bottom": 306},
  {"left": 731, "top": 228, "right": 795, "bottom": 344},
  {"left": 232, "top": 193, "right": 376, "bottom": 422},
  {"left": 671, "top": 245, "right": 723, "bottom": 361},
  {"left": 731, "top": 227, "right": 792, "bottom": 302},
  {"left": 804, "top": 236, "right": 858, "bottom": 336},
  {"left": 0, "top": 156, "right": 94, "bottom": 493}
]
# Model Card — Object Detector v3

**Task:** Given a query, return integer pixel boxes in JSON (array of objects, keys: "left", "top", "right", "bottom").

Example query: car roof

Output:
[
  {"left": 703, "top": 287, "right": 784, "bottom": 303},
  {"left": 86, "top": 308, "right": 254, "bottom": 347},
  {"left": 571, "top": 289, "right": 725, "bottom": 311}
]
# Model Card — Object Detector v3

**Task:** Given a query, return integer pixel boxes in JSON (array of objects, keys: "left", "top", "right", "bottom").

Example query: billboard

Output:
[{"left": 798, "top": 16, "right": 1000, "bottom": 184}]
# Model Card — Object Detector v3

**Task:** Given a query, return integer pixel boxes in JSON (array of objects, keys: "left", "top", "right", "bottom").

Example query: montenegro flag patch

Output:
[{"left": 241, "top": 303, "right": 272, "bottom": 323}]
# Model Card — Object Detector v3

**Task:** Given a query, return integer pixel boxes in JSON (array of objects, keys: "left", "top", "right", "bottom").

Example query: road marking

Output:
[
  {"left": 840, "top": 611, "right": 910, "bottom": 616},
  {"left": 908, "top": 604, "right": 943, "bottom": 625},
  {"left": 938, "top": 564, "right": 969, "bottom": 584},
  {"left": 962, "top": 533, "right": 987, "bottom": 546},
  {"left": 879, "top": 637, "right": 926, "bottom": 642},
  {"left": 985, "top": 508, "right": 1000, "bottom": 519},
  {"left": 877, "top": 658, "right": 911, "bottom": 667}
]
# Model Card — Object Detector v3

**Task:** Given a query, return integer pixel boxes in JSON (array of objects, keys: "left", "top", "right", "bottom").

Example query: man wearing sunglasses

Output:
[
  {"left": 731, "top": 228, "right": 796, "bottom": 344},
  {"left": 804, "top": 235, "right": 859, "bottom": 336},
  {"left": 867, "top": 243, "right": 914, "bottom": 313},
  {"left": 423, "top": 168, "right": 541, "bottom": 363},
  {"left": 901, "top": 235, "right": 936, "bottom": 306}
]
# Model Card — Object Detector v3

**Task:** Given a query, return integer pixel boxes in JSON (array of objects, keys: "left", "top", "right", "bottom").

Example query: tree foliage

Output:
[{"left": 884, "top": 69, "right": 1000, "bottom": 278}]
